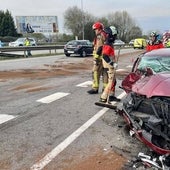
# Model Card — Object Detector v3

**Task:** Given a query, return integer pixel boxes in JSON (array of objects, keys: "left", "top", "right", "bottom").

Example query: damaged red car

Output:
[{"left": 120, "top": 48, "right": 170, "bottom": 156}]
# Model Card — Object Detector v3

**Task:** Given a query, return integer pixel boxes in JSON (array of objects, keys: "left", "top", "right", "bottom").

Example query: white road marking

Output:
[
  {"left": 36, "top": 92, "right": 70, "bottom": 104},
  {"left": 126, "top": 65, "right": 132, "bottom": 68},
  {"left": 116, "top": 68, "right": 127, "bottom": 72},
  {"left": 76, "top": 81, "right": 92, "bottom": 87},
  {"left": 116, "top": 91, "right": 126, "bottom": 99},
  {"left": 30, "top": 92, "right": 126, "bottom": 170},
  {"left": 0, "top": 114, "right": 16, "bottom": 125}
]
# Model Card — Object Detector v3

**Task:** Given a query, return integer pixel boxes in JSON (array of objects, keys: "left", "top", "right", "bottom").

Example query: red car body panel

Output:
[{"left": 132, "top": 73, "right": 170, "bottom": 98}]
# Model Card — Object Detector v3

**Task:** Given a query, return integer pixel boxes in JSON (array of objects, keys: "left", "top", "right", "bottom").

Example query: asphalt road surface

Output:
[{"left": 0, "top": 48, "right": 146, "bottom": 170}]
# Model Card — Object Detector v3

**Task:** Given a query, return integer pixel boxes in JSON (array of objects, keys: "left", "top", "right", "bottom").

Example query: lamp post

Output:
[
  {"left": 81, "top": 0, "right": 84, "bottom": 40},
  {"left": 48, "top": 23, "right": 52, "bottom": 43}
]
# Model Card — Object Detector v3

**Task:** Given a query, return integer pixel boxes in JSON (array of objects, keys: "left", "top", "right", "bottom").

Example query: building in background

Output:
[{"left": 15, "top": 16, "right": 59, "bottom": 37}]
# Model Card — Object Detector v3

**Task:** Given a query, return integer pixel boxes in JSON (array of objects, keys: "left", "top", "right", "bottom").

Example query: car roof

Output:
[
  {"left": 144, "top": 48, "right": 170, "bottom": 57},
  {"left": 66, "top": 40, "right": 91, "bottom": 45},
  {"left": 69, "top": 39, "right": 89, "bottom": 41},
  {"left": 17, "top": 37, "right": 35, "bottom": 40}
]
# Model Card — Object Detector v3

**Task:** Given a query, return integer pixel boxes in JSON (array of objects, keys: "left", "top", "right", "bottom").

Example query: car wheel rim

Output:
[{"left": 82, "top": 51, "right": 86, "bottom": 57}]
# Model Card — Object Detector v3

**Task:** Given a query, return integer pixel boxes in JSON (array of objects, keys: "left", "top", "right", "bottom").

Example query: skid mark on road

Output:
[{"left": 36, "top": 92, "right": 70, "bottom": 104}]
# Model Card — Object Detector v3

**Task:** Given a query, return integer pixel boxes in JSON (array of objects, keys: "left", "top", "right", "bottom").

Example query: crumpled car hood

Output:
[{"left": 132, "top": 72, "right": 170, "bottom": 98}]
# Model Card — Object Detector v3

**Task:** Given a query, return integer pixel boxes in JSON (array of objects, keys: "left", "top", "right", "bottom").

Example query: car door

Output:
[{"left": 85, "top": 41, "right": 93, "bottom": 54}]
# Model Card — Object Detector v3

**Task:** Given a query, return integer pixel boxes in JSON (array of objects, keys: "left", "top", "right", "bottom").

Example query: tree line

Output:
[
  {"left": 64, "top": 6, "right": 144, "bottom": 42},
  {"left": 0, "top": 10, "right": 18, "bottom": 37}
]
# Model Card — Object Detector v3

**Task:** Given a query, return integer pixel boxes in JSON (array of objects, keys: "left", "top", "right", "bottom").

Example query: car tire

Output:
[
  {"left": 65, "top": 54, "right": 70, "bottom": 57},
  {"left": 81, "top": 50, "right": 87, "bottom": 57}
]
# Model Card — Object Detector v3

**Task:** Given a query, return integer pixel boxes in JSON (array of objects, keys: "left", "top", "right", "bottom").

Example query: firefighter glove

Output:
[{"left": 94, "top": 53, "right": 100, "bottom": 59}]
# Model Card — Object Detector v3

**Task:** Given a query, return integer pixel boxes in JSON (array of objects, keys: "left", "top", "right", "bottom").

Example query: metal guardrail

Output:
[{"left": 0, "top": 45, "right": 64, "bottom": 57}]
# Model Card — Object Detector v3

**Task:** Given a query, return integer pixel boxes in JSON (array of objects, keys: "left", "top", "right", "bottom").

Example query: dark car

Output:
[
  {"left": 64, "top": 40, "right": 93, "bottom": 57},
  {"left": 132, "top": 48, "right": 170, "bottom": 73}
]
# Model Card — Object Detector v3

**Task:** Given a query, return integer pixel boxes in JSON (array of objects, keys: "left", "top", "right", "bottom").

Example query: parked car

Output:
[
  {"left": 0, "top": 40, "right": 5, "bottom": 47},
  {"left": 128, "top": 39, "right": 135, "bottom": 46},
  {"left": 133, "top": 38, "right": 147, "bottom": 49},
  {"left": 64, "top": 40, "right": 93, "bottom": 57},
  {"left": 113, "top": 39, "right": 125, "bottom": 47},
  {"left": 9, "top": 38, "right": 37, "bottom": 47},
  {"left": 132, "top": 48, "right": 170, "bottom": 73}
]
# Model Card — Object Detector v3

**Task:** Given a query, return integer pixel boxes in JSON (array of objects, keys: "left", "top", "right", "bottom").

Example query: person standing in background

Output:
[
  {"left": 99, "top": 26, "right": 121, "bottom": 103},
  {"left": 146, "top": 31, "right": 164, "bottom": 51},
  {"left": 24, "top": 37, "right": 32, "bottom": 57}
]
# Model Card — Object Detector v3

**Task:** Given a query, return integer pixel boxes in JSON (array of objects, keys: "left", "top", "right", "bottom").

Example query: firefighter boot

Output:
[
  {"left": 109, "top": 95, "right": 121, "bottom": 102},
  {"left": 87, "top": 89, "right": 98, "bottom": 94}
]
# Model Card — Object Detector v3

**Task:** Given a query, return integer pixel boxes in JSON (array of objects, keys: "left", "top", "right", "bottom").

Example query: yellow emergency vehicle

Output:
[{"left": 133, "top": 38, "right": 147, "bottom": 49}]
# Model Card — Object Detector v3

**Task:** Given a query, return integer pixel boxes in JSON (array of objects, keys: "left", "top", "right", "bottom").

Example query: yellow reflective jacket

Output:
[
  {"left": 24, "top": 39, "right": 31, "bottom": 46},
  {"left": 166, "top": 41, "right": 170, "bottom": 48}
]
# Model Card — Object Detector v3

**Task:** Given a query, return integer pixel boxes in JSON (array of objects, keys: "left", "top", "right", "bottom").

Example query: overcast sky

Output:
[{"left": 1, "top": 0, "right": 170, "bottom": 34}]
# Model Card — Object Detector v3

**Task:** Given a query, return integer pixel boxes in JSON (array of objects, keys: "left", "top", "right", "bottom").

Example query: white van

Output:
[{"left": 133, "top": 38, "right": 147, "bottom": 49}]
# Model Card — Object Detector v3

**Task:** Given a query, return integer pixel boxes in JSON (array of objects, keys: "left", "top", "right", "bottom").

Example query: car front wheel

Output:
[
  {"left": 81, "top": 50, "right": 87, "bottom": 57},
  {"left": 65, "top": 53, "right": 70, "bottom": 57}
]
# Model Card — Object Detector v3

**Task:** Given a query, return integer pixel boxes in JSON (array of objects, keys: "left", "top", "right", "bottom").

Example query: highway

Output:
[{"left": 0, "top": 48, "right": 144, "bottom": 170}]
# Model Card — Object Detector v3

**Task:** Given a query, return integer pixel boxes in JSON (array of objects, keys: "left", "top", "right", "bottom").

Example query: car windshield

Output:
[
  {"left": 17, "top": 38, "right": 25, "bottom": 42},
  {"left": 137, "top": 56, "right": 170, "bottom": 73},
  {"left": 67, "top": 41, "right": 77, "bottom": 45},
  {"left": 67, "top": 41, "right": 87, "bottom": 46}
]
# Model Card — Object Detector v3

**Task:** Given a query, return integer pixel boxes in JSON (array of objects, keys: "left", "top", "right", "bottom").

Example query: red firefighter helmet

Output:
[{"left": 92, "top": 22, "right": 104, "bottom": 30}]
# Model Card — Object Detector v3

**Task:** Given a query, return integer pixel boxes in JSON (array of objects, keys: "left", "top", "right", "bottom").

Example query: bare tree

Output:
[
  {"left": 127, "top": 26, "right": 143, "bottom": 41},
  {"left": 107, "top": 11, "right": 141, "bottom": 42},
  {"left": 64, "top": 6, "right": 99, "bottom": 40},
  {"left": 64, "top": 7, "right": 143, "bottom": 42},
  {"left": 64, "top": 6, "right": 83, "bottom": 39}
]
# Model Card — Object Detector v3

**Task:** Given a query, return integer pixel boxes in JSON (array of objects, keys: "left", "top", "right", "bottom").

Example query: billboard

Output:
[{"left": 16, "top": 16, "right": 59, "bottom": 34}]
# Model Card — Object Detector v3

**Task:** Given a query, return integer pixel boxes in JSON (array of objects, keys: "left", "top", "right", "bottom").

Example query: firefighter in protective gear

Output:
[
  {"left": 146, "top": 31, "right": 164, "bottom": 51},
  {"left": 87, "top": 22, "right": 107, "bottom": 94},
  {"left": 100, "top": 26, "right": 120, "bottom": 102}
]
